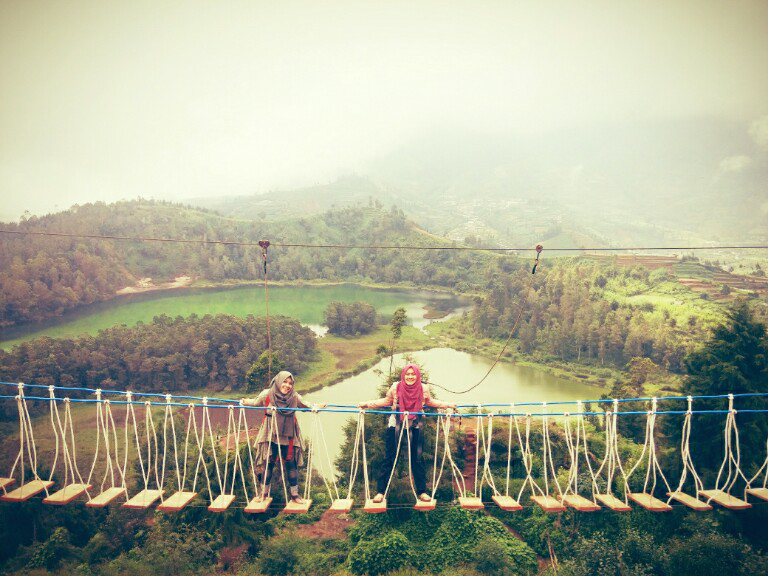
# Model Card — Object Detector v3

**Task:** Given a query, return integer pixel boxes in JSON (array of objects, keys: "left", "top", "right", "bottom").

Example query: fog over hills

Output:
[{"left": 190, "top": 117, "right": 768, "bottom": 247}]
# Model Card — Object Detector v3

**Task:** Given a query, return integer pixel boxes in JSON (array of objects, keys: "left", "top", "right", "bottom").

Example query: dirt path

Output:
[
  {"left": 460, "top": 420, "right": 478, "bottom": 493},
  {"left": 294, "top": 509, "right": 355, "bottom": 539}
]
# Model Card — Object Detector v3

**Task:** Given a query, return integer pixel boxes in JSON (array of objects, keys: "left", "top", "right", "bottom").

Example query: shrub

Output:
[{"left": 348, "top": 530, "right": 414, "bottom": 576}]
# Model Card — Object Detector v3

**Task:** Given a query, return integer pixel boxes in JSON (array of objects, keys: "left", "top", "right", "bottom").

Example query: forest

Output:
[
  {"left": 1, "top": 200, "right": 767, "bottom": 575},
  {"left": 2, "top": 199, "right": 753, "bottom": 380},
  {"left": 0, "top": 303, "right": 766, "bottom": 575},
  {"left": 468, "top": 260, "right": 717, "bottom": 373},
  {"left": 0, "top": 200, "right": 491, "bottom": 327},
  {"left": 0, "top": 313, "right": 315, "bottom": 404}
]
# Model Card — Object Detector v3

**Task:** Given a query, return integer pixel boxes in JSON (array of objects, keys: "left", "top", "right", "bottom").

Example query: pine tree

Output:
[{"left": 682, "top": 300, "right": 768, "bottom": 477}]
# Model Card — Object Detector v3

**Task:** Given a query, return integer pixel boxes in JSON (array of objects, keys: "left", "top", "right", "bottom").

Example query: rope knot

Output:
[
  {"left": 259, "top": 240, "right": 270, "bottom": 274},
  {"left": 532, "top": 244, "right": 543, "bottom": 274}
]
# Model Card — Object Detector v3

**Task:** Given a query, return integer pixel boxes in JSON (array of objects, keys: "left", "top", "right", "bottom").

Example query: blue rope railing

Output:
[{"left": 1, "top": 381, "right": 766, "bottom": 417}]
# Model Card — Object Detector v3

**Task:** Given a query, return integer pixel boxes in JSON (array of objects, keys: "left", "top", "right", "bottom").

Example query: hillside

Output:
[
  {"left": 186, "top": 120, "right": 768, "bottom": 248},
  {"left": 0, "top": 200, "right": 496, "bottom": 327}
]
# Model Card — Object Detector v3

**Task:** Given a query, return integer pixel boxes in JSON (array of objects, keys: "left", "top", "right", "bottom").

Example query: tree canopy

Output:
[
  {"left": 683, "top": 300, "right": 768, "bottom": 474},
  {"left": 324, "top": 301, "right": 377, "bottom": 337}
]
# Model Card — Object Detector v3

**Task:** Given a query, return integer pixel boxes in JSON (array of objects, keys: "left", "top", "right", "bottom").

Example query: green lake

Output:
[{"left": 0, "top": 284, "right": 470, "bottom": 349}]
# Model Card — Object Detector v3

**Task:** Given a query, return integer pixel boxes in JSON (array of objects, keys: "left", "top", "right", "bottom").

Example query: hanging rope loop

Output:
[
  {"left": 258, "top": 239, "right": 273, "bottom": 383},
  {"left": 532, "top": 244, "right": 544, "bottom": 274},
  {"left": 258, "top": 239, "right": 270, "bottom": 273}
]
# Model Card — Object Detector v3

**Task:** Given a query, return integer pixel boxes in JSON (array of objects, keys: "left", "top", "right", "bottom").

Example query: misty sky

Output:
[{"left": 1, "top": 0, "right": 767, "bottom": 221}]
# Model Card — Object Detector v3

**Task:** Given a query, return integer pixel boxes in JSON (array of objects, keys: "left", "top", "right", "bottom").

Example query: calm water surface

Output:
[
  {"left": 301, "top": 348, "right": 602, "bottom": 476},
  {"left": 0, "top": 284, "right": 468, "bottom": 349}
]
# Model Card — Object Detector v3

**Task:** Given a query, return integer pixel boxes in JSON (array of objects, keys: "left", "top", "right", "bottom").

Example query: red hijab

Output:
[{"left": 396, "top": 363, "right": 424, "bottom": 421}]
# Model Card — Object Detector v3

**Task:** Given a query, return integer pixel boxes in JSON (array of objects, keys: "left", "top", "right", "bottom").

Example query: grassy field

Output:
[{"left": 299, "top": 325, "right": 434, "bottom": 393}]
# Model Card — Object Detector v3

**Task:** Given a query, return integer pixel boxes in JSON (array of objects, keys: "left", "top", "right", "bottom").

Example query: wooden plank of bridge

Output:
[
  {"left": 531, "top": 495, "right": 566, "bottom": 512},
  {"left": 284, "top": 499, "right": 312, "bottom": 514},
  {"left": 329, "top": 498, "right": 353, "bottom": 512},
  {"left": 700, "top": 489, "right": 751, "bottom": 510},
  {"left": 123, "top": 489, "right": 163, "bottom": 510},
  {"left": 0, "top": 480, "right": 54, "bottom": 502},
  {"left": 86, "top": 487, "right": 125, "bottom": 508},
  {"left": 0, "top": 477, "right": 15, "bottom": 491},
  {"left": 561, "top": 494, "right": 600, "bottom": 512},
  {"left": 208, "top": 494, "right": 236, "bottom": 512},
  {"left": 158, "top": 491, "right": 197, "bottom": 512},
  {"left": 666, "top": 491, "right": 712, "bottom": 511},
  {"left": 492, "top": 495, "right": 523, "bottom": 511},
  {"left": 414, "top": 498, "right": 436, "bottom": 511},
  {"left": 244, "top": 496, "right": 272, "bottom": 513},
  {"left": 458, "top": 496, "right": 484, "bottom": 510},
  {"left": 747, "top": 488, "right": 768, "bottom": 502},
  {"left": 594, "top": 494, "right": 632, "bottom": 511},
  {"left": 43, "top": 483, "right": 92, "bottom": 505},
  {"left": 628, "top": 492, "right": 673, "bottom": 512},
  {"left": 364, "top": 498, "right": 387, "bottom": 513}
]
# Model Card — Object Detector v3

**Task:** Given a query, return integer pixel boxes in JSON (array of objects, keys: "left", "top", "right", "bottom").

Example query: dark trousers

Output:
[
  {"left": 263, "top": 443, "right": 299, "bottom": 490},
  {"left": 377, "top": 425, "right": 427, "bottom": 494}
]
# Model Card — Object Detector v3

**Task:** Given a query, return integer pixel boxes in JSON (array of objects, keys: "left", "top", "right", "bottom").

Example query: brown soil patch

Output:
[
  {"left": 459, "top": 419, "right": 478, "bottom": 493},
  {"left": 294, "top": 509, "right": 355, "bottom": 539},
  {"left": 319, "top": 339, "right": 381, "bottom": 372}
]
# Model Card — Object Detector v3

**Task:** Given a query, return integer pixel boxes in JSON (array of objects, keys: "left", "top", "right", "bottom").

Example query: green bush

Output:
[
  {"left": 667, "top": 532, "right": 760, "bottom": 576},
  {"left": 258, "top": 534, "right": 303, "bottom": 576},
  {"left": 348, "top": 530, "right": 414, "bottom": 575},
  {"left": 472, "top": 538, "right": 514, "bottom": 575}
]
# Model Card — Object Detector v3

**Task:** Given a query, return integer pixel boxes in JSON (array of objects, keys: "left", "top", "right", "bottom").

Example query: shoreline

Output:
[{"left": 0, "top": 280, "right": 471, "bottom": 349}]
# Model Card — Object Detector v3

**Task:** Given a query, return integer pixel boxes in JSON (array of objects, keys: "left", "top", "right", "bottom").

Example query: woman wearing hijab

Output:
[
  {"left": 359, "top": 363, "right": 456, "bottom": 503},
  {"left": 242, "top": 371, "right": 324, "bottom": 503}
]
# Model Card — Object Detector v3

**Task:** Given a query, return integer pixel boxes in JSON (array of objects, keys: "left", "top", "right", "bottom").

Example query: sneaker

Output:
[
  {"left": 372, "top": 493, "right": 385, "bottom": 504},
  {"left": 291, "top": 496, "right": 304, "bottom": 505},
  {"left": 418, "top": 493, "right": 431, "bottom": 502}
]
